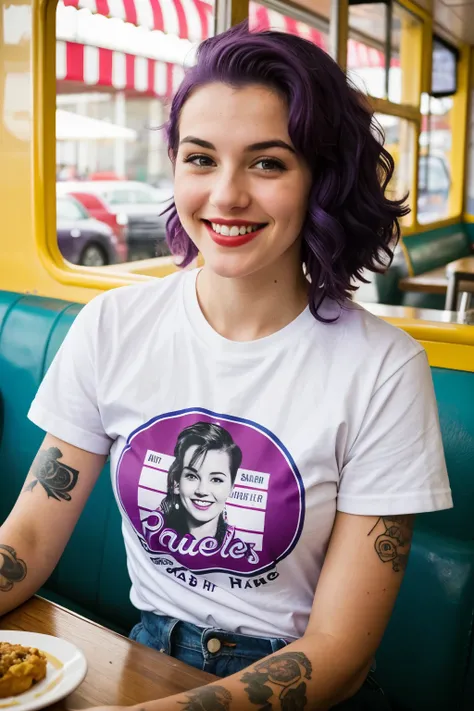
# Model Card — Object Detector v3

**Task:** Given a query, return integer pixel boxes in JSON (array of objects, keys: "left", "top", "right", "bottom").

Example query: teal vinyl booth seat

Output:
[
  {"left": 0, "top": 292, "right": 139, "bottom": 636},
  {"left": 0, "top": 291, "right": 474, "bottom": 711},
  {"left": 374, "top": 223, "right": 472, "bottom": 309}
]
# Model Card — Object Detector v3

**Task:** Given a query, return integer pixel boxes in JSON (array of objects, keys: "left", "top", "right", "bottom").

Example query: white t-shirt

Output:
[{"left": 28, "top": 269, "right": 452, "bottom": 640}]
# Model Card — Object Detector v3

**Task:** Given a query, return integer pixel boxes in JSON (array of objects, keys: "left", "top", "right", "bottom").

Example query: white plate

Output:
[{"left": 0, "top": 631, "right": 87, "bottom": 711}]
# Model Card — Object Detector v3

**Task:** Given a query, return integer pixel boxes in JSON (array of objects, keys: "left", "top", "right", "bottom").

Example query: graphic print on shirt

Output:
[{"left": 116, "top": 408, "right": 304, "bottom": 576}]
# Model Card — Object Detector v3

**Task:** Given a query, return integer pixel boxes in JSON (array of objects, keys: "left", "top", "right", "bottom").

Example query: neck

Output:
[
  {"left": 196, "top": 252, "right": 309, "bottom": 342},
  {"left": 187, "top": 518, "right": 219, "bottom": 541}
]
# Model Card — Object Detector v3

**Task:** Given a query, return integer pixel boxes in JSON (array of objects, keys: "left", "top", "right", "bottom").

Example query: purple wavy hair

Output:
[{"left": 164, "top": 20, "right": 409, "bottom": 321}]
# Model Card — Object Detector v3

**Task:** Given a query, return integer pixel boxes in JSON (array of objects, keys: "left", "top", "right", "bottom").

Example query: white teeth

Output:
[{"left": 210, "top": 222, "right": 262, "bottom": 235}]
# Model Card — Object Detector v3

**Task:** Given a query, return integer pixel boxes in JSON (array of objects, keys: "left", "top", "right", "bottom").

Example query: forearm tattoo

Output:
[
  {"left": 0, "top": 544, "right": 27, "bottom": 592},
  {"left": 368, "top": 515, "right": 414, "bottom": 572},
  {"left": 24, "top": 447, "right": 79, "bottom": 501},
  {"left": 241, "top": 652, "right": 313, "bottom": 710},
  {"left": 179, "top": 685, "right": 232, "bottom": 710}
]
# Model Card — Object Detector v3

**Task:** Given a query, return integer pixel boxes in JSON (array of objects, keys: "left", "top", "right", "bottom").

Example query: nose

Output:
[
  {"left": 194, "top": 480, "right": 209, "bottom": 497},
  {"left": 209, "top": 168, "right": 250, "bottom": 212}
]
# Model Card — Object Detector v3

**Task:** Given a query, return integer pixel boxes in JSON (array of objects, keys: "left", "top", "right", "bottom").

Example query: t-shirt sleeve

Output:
[
  {"left": 27, "top": 294, "right": 112, "bottom": 455},
  {"left": 337, "top": 349, "right": 452, "bottom": 515}
]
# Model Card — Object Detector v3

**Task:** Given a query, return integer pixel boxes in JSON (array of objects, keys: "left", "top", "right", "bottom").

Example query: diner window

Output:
[
  {"left": 418, "top": 93, "right": 453, "bottom": 224},
  {"left": 55, "top": 0, "right": 215, "bottom": 266},
  {"left": 416, "top": 37, "right": 459, "bottom": 225},
  {"left": 375, "top": 113, "right": 415, "bottom": 226},
  {"left": 347, "top": 0, "right": 422, "bottom": 106},
  {"left": 348, "top": 3, "right": 386, "bottom": 99},
  {"left": 249, "top": 1, "right": 330, "bottom": 51}
]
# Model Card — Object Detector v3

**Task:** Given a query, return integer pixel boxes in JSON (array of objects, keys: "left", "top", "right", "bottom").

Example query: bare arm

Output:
[
  {"left": 126, "top": 511, "right": 413, "bottom": 711},
  {"left": 0, "top": 433, "right": 107, "bottom": 617}
]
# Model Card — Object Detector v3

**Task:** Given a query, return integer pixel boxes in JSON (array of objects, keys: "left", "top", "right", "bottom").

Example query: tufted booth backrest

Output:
[
  {"left": 403, "top": 224, "right": 471, "bottom": 277},
  {"left": 0, "top": 291, "right": 473, "bottom": 710}
]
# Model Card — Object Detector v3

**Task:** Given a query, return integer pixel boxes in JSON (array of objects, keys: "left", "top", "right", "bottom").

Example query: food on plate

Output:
[{"left": 0, "top": 642, "right": 47, "bottom": 698}]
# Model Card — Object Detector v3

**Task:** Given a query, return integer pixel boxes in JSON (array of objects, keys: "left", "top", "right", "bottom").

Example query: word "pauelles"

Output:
[{"left": 141, "top": 511, "right": 260, "bottom": 564}]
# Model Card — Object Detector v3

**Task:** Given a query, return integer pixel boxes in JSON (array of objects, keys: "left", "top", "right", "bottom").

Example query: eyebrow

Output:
[
  {"left": 183, "top": 466, "right": 229, "bottom": 477},
  {"left": 179, "top": 136, "right": 296, "bottom": 155}
]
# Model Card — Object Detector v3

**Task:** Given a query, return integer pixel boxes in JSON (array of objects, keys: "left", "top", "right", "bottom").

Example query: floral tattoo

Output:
[{"left": 241, "top": 651, "right": 313, "bottom": 709}]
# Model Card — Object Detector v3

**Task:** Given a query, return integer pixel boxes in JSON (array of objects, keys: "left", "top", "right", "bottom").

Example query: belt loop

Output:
[
  {"left": 270, "top": 637, "right": 288, "bottom": 654},
  {"left": 142, "top": 612, "right": 180, "bottom": 656},
  {"left": 201, "top": 627, "right": 210, "bottom": 659},
  {"left": 161, "top": 617, "right": 180, "bottom": 655}
]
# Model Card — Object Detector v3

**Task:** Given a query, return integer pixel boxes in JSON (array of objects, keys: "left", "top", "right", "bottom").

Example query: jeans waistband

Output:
[{"left": 140, "top": 611, "right": 288, "bottom": 661}]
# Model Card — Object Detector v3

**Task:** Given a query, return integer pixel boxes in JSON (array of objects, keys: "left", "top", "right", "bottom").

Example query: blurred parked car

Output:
[
  {"left": 67, "top": 191, "right": 128, "bottom": 262},
  {"left": 57, "top": 180, "right": 171, "bottom": 259},
  {"left": 56, "top": 195, "right": 122, "bottom": 267}
]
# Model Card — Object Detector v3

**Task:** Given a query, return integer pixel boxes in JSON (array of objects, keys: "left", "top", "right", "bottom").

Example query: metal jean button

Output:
[{"left": 207, "top": 638, "right": 222, "bottom": 654}]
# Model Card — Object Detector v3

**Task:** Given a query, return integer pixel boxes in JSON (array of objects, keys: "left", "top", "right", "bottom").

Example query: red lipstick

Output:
[{"left": 203, "top": 220, "right": 266, "bottom": 248}]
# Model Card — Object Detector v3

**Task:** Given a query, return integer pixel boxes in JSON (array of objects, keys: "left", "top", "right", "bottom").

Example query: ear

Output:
[{"left": 173, "top": 481, "right": 180, "bottom": 494}]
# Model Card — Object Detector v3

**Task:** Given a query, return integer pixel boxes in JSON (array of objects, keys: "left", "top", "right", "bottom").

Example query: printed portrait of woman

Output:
[{"left": 160, "top": 422, "right": 243, "bottom": 544}]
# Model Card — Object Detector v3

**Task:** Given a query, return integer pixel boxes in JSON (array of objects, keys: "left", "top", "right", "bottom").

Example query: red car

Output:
[{"left": 68, "top": 192, "right": 129, "bottom": 262}]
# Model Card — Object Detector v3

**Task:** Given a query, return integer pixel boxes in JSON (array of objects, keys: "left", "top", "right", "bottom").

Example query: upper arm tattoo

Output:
[
  {"left": 241, "top": 652, "right": 313, "bottom": 710},
  {"left": 368, "top": 515, "right": 414, "bottom": 572},
  {"left": 24, "top": 447, "right": 79, "bottom": 502},
  {"left": 178, "top": 685, "right": 232, "bottom": 710},
  {"left": 0, "top": 545, "right": 27, "bottom": 592}
]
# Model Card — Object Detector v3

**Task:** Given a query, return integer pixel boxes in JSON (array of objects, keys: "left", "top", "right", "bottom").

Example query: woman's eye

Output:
[
  {"left": 253, "top": 158, "right": 286, "bottom": 172},
  {"left": 185, "top": 472, "right": 198, "bottom": 481},
  {"left": 184, "top": 154, "right": 214, "bottom": 168},
  {"left": 211, "top": 477, "right": 225, "bottom": 485}
]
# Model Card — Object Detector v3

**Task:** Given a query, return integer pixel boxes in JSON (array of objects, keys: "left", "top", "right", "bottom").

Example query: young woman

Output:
[
  {"left": 0, "top": 20, "right": 452, "bottom": 711},
  {"left": 160, "top": 421, "right": 242, "bottom": 543}
]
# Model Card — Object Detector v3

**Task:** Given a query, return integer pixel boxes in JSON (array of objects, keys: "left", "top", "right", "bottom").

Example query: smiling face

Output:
[
  {"left": 173, "top": 82, "right": 312, "bottom": 280},
  {"left": 176, "top": 445, "right": 234, "bottom": 528}
]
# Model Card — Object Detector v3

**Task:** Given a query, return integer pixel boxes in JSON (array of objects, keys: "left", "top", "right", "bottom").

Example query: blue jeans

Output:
[{"left": 130, "top": 612, "right": 392, "bottom": 710}]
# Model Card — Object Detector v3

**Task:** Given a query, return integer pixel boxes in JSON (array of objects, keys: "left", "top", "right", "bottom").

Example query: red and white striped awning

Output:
[
  {"left": 249, "top": 1, "right": 328, "bottom": 50},
  {"left": 56, "top": 40, "right": 185, "bottom": 97},
  {"left": 56, "top": 1, "right": 395, "bottom": 98},
  {"left": 250, "top": 2, "right": 391, "bottom": 70},
  {"left": 62, "top": 0, "right": 214, "bottom": 42},
  {"left": 347, "top": 40, "right": 389, "bottom": 70}
]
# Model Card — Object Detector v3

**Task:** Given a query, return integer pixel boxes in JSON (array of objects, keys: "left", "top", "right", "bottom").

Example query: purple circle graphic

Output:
[{"left": 116, "top": 408, "right": 304, "bottom": 575}]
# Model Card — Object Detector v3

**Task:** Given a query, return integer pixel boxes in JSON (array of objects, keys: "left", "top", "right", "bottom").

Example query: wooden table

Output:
[
  {"left": 399, "top": 266, "right": 450, "bottom": 295},
  {"left": 359, "top": 302, "right": 463, "bottom": 323},
  {"left": 399, "top": 255, "right": 474, "bottom": 310},
  {"left": 1, "top": 597, "right": 215, "bottom": 710}
]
